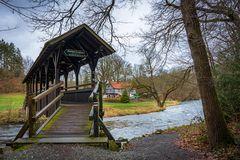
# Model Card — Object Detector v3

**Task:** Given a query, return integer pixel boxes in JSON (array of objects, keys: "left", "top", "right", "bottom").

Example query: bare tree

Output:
[
  {"left": 0, "top": 0, "right": 138, "bottom": 49},
  {"left": 96, "top": 54, "right": 132, "bottom": 84},
  {"left": 23, "top": 56, "right": 34, "bottom": 75},
  {"left": 134, "top": 47, "right": 191, "bottom": 107},
  {"left": 0, "top": 26, "right": 17, "bottom": 32}
]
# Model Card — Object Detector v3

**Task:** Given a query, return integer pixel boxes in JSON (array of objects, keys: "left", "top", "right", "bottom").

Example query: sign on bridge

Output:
[{"left": 64, "top": 49, "right": 87, "bottom": 58}]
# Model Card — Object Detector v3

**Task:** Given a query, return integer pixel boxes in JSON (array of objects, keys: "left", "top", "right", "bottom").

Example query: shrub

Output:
[
  {"left": 120, "top": 90, "right": 130, "bottom": 103},
  {"left": 214, "top": 53, "right": 240, "bottom": 121}
]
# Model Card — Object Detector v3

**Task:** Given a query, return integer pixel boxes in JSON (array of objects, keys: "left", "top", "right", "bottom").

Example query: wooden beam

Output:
[
  {"left": 64, "top": 72, "right": 68, "bottom": 91},
  {"left": 89, "top": 58, "right": 98, "bottom": 86},
  {"left": 44, "top": 61, "right": 49, "bottom": 90},
  {"left": 53, "top": 50, "right": 61, "bottom": 84},
  {"left": 93, "top": 104, "right": 99, "bottom": 137},
  {"left": 89, "top": 107, "right": 94, "bottom": 121},
  {"left": 13, "top": 120, "right": 29, "bottom": 141},
  {"left": 89, "top": 81, "right": 99, "bottom": 102},
  {"left": 35, "top": 73, "right": 38, "bottom": 96},
  {"left": 14, "top": 137, "right": 108, "bottom": 144},
  {"left": 99, "top": 82, "right": 103, "bottom": 119},
  {"left": 32, "top": 75, "right": 35, "bottom": 93},
  {"left": 63, "top": 83, "right": 93, "bottom": 90},
  {"left": 39, "top": 69, "right": 43, "bottom": 92},
  {"left": 39, "top": 69, "right": 43, "bottom": 110},
  {"left": 74, "top": 65, "right": 80, "bottom": 90},
  {"left": 33, "top": 81, "right": 63, "bottom": 102},
  {"left": 28, "top": 96, "right": 36, "bottom": 138},
  {"left": 33, "top": 94, "right": 63, "bottom": 120},
  {"left": 98, "top": 117, "right": 115, "bottom": 141}
]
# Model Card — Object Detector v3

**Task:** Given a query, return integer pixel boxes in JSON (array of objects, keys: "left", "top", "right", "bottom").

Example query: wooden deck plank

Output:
[
  {"left": 39, "top": 103, "right": 92, "bottom": 138},
  {"left": 14, "top": 137, "right": 108, "bottom": 144}
]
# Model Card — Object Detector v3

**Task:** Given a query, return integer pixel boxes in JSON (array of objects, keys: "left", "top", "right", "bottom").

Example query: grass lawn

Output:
[
  {"left": 0, "top": 93, "right": 26, "bottom": 124},
  {"left": 0, "top": 93, "right": 25, "bottom": 111},
  {"left": 103, "top": 100, "right": 179, "bottom": 117}
]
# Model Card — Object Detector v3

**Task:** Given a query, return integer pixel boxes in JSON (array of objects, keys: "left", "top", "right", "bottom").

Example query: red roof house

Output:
[{"left": 105, "top": 81, "right": 136, "bottom": 98}]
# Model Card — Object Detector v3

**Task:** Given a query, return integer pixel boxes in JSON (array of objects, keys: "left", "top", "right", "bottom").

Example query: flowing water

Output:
[
  {"left": 0, "top": 100, "right": 203, "bottom": 142},
  {"left": 0, "top": 124, "right": 23, "bottom": 143},
  {"left": 104, "top": 100, "right": 203, "bottom": 140}
]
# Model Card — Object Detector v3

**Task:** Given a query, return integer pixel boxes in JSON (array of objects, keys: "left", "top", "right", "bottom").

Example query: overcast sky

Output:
[{"left": 0, "top": 1, "right": 151, "bottom": 65}]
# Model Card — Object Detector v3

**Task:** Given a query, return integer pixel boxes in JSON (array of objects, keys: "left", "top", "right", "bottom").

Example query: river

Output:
[
  {"left": 0, "top": 100, "right": 203, "bottom": 142},
  {"left": 104, "top": 100, "right": 204, "bottom": 140}
]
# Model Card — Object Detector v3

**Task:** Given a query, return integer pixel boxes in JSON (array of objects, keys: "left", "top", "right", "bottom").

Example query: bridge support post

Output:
[
  {"left": 44, "top": 61, "right": 49, "bottom": 116},
  {"left": 93, "top": 104, "right": 99, "bottom": 137},
  {"left": 64, "top": 72, "right": 68, "bottom": 91},
  {"left": 39, "top": 69, "right": 43, "bottom": 110},
  {"left": 53, "top": 51, "right": 61, "bottom": 111},
  {"left": 89, "top": 58, "right": 98, "bottom": 87},
  {"left": 32, "top": 75, "right": 35, "bottom": 94},
  {"left": 99, "top": 82, "right": 103, "bottom": 120},
  {"left": 28, "top": 95, "right": 36, "bottom": 138},
  {"left": 74, "top": 66, "right": 80, "bottom": 90}
]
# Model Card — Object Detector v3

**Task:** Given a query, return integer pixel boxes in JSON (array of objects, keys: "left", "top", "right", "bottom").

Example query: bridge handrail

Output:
[
  {"left": 63, "top": 83, "right": 94, "bottom": 90},
  {"left": 33, "top": 81, "right": 63, "bottom": 102},
  {"left": 88, "top": 81, "right": 105, "bottom": 138},
  {"left": 33, "top": 93, "right": 63, "bottom": 120},
  {"left": 14, "top": 82, "right": 64, "bottom": 141},
  {"left": 88, "top": 81, "right": 99, "bottom": 102}
]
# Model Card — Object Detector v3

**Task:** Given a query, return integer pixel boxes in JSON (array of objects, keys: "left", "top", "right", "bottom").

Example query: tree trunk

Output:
[
  {"left": 153, "top": 93, "right": 163, "bottom": 108},
  {"left": 180, "top": 0, "right": 233, "bottom": 148},
  {"left": 156, "top": 100, "right": 163, "bottom": 108}
]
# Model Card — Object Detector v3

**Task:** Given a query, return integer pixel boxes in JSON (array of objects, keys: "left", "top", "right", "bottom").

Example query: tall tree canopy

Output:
[{"left": 0, "top": 39, "right": 24, "bottom": 77}]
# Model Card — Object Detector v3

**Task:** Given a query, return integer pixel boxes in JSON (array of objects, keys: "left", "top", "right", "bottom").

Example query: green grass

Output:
[
  {"left": 0, "top": 93, "right": 25, "bottom": 111},
  {"left": 104, "top": 100, "right": 179, "bottom": 110},
  {"left": 104, "top": 101, "right": 156, "bottom": 109},
  {"left": 103, "top": 100, "right": 179, "bottom": 117}
]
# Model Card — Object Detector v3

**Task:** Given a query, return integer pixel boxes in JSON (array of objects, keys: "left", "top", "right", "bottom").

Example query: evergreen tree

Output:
[
  {"left": 120, "top": 90, "right": 130, "bottom": 103},
  {"left": 0, "top": 39, "right": 24, "bottom": 77}
]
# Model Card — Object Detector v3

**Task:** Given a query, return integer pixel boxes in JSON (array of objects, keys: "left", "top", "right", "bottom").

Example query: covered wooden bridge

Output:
[{"left": 14, "top": 24, "right": 115, "bottom": 145}]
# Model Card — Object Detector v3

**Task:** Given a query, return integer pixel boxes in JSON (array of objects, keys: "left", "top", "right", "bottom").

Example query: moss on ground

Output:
[{"left": 14, "top": 145, "right": 32, "bottom": 152}]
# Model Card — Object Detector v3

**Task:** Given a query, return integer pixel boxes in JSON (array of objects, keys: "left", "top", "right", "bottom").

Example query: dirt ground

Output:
[{"left": 2, "top": 133, "right": 205, "bottom": 160}]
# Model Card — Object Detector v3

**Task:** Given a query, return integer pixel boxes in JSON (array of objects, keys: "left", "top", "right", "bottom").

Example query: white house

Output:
[{"left": 104, "top": 81, "right": 137, "bottom": 98}]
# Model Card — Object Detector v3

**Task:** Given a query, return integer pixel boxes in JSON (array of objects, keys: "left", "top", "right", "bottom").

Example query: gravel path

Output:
[{"left": 3, "top": 133, "right": 203, "bottom": 160}]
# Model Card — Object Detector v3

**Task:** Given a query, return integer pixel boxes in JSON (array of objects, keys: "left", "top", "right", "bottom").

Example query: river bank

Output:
[
  {"left": 0, "top": 109, "right": 25, "bottom": 125},
  {"left": 103, "top": 100, "right": 179, "bottom": 117}
]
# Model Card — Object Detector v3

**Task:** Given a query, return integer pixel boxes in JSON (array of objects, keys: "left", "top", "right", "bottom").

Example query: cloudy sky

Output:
[{"left": 0, "top": 1, "right": 151, "bottom": 65}]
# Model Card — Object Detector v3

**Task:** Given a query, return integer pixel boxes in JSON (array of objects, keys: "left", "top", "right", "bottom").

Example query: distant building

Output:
[{"left": 104, "top": 81, "right": 137, "bottom": 98}]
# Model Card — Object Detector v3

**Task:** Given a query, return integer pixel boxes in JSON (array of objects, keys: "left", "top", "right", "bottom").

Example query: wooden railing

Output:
[
  {"left": 88, "top": 81, "right": 114, "bottom": 140},
  {"left": 14, "top": 82, "right": 64, "bottom": 141},
  {"left": 63, "top": 83, "right": 94, "bottom": 91}
]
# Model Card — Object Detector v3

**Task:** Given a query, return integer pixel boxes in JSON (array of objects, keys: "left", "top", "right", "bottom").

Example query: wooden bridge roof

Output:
[{"left": 23, "top": 24, "right": 115, "bottom": 83}]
